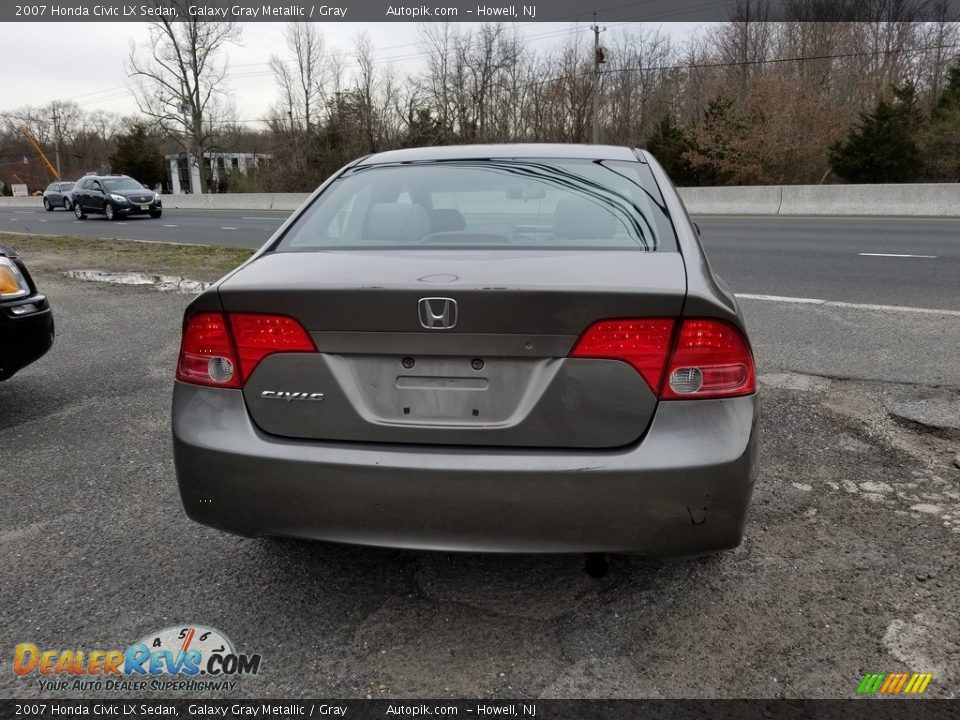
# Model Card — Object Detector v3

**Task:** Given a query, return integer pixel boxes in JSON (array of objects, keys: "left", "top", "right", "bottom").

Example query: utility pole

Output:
[
  {"left": 591, "top": 13, "right": 606, "bottom": 144},
  {"left": 51, "top": 107, "right": 62, "bottom": 180}
]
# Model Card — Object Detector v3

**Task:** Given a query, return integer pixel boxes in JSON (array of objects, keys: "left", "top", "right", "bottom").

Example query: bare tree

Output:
[
  {"left": 127, "top": 0, "right": 241, "bottom": 193},
  {"left": 270, "top": 23, "right": 326, "bottom": 132}
]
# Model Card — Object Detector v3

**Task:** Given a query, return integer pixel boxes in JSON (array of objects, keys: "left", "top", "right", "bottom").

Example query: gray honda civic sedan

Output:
[{"left": 172, "top": 144, "right": 757, "bottom": 556}]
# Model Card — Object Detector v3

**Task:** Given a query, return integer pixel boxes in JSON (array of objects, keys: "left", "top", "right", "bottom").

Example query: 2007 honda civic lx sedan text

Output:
[{"left": 172, "top": 144, "right": 757, "bottom": 556}]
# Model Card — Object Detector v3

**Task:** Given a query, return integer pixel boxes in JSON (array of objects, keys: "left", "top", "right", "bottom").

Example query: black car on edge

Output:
[
  {"left": 73, "top": 174, "right": 162, "bottom": 221},
  {"left": 0, "top": 246, "right": 54, "bottom": 381}
]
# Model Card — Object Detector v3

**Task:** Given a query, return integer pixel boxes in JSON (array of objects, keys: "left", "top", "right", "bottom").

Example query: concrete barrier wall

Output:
[
  {"left": 161, "top": 193, "right": 310, "bottom": 211},
  {"left": 776, "top": 183, "right": 960, "bottom": 217},
  {"left": 677, "top": 186, "right": 782, "bottom": 215},
  {"left": 3, "top": 184, "right": 958, "bottom": 216},
  {"left": 0, "top": 197, "right": 41, "bottom": 209},
  {"left": 678, "top": 183, "right": 960, "bottom": 216}
]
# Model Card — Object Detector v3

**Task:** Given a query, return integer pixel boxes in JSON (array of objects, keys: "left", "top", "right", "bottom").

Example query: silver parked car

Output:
[
  {"left": 172, "top": 144, "right": 757, "bottom": 556},
  {"left": 42, "top": 181, "right": 75, "bottom": 211}
]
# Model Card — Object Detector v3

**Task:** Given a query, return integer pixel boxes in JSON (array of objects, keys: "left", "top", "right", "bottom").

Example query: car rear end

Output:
[{"left": 172, "top": 146, "right": 757, "bottom": 555}]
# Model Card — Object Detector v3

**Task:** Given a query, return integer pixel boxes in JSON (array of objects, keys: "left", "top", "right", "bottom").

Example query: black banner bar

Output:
[{"left": 3, "top": 0, "right": 959, "bottom": 23}]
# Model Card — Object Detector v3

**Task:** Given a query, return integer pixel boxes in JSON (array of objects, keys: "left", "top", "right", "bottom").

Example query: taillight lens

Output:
[
  {"left": 228, "top": 313, "right": 316, "bottom": 381},
  {"left": 570, "top": 317, "right": 755, "bottom": 400},
  {"left": 176, "top": 312, "right": 240, "bottom": 388},
  {"left": 570, "top": 319, "right": 676, "bottom": 392},
  {"left": 0, "top": 257, "right": 30, "bottom": 299},
  {"left": 176, "top": 312, "right": 315, "bottom": 388},
  {"left": 660, "top": 319, "right": 755, "bottom": 399}
]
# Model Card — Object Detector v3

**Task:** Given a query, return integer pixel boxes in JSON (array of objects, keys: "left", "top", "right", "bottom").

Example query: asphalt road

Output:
[
  {"left": 1, "top": 270, "right": 958, "bottom": 700},
  {"left": 7, "top": 208, "right": 960, "bottom": 311}
]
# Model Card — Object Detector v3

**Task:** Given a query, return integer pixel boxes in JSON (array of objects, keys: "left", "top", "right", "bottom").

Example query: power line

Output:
[{"left": 513, "top": 40, "right": 960, "bottom": 92}]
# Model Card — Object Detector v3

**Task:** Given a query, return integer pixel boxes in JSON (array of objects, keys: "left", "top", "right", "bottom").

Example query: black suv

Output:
[{"left": 73, "top": 174, "right": 162, "bottom": 220}]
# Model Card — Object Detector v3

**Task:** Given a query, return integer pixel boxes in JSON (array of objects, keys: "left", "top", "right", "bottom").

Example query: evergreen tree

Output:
[
  {"left": 921, "top": 58, "right": 960, "bottom": 181},
  {"left": 934, "top": 58, "right": 960, "bottom": 115},
  {"left": 829, "top": 84, "right": 922, "bottom": 183},
  {"left": 645, "top": 114, "right": 697, "bottom": 186},
  {"left": 109, "top": 123, "right": 165, "bottom": 189}
]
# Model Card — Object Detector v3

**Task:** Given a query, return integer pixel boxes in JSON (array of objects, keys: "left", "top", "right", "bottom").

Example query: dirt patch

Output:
[{"left": 0, "top": 232, "right": 252, "bottom": 282}]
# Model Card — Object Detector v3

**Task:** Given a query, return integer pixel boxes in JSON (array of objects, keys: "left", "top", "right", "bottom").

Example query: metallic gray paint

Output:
[
  {"left": 243, "top": 355, "right": 656, "bottom": 448},
  {"left": 307, "top": 331, "right": 577, "bottom": 358},
  {"left": 173, "top": 384, "right": 756, "bottom": 555},
  {"left": 353, "top": 144, "right": 642, "bottom": 165},
  {"left": 216, "top": 250, "right": 687, "bottom": 334},
  {"left": 173, "top": 144, "right": 759, "bottom": 554}
]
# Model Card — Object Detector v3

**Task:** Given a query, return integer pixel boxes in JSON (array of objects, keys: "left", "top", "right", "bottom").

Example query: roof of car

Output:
[{"left": 356, "top": 144, "right": 642, "bottom": 166}]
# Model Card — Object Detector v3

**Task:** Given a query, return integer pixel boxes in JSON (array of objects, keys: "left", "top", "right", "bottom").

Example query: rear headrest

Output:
[
  {"left": 364, "top": 203, "right": 431, "bottom": 243},
  {"left": 553, "top": 197, "right": 618, "bottom": 240},
  {"left": 430, "top": 208, "right": 466, "bottom": 232}
]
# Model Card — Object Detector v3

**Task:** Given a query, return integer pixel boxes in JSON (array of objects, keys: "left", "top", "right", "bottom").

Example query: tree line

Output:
[{"left": 2, "top": 11, "right": 959, "bottom": 194}]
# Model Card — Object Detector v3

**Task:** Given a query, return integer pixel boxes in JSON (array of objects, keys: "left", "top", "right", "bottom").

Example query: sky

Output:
[{"left": 0, "top": 21, "right": 702, "bottom": 126}]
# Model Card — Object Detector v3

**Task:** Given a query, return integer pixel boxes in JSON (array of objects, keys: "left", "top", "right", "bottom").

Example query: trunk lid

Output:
[{"left": 218, "top": 249, "right": 686, "bottom": 448}]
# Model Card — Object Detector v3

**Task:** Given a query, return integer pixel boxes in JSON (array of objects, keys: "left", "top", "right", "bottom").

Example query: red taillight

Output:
[
  {"left": 570, "top": 317, "right": 755, "bottom": 400},
  {"left": 570, "top": 319, "right": 676, "bottom": 392},
  {"left": 660, "top": 318, "right": 755, "bottom": 399},
  {"left": 228, "top": 313, "right": 316, "bottom": 381},
  {"left": 176, "top": 312, "right": 315, "bottom": 388},
  {"left": 176, "top": 312, "right": 240, "bottom": 388}
]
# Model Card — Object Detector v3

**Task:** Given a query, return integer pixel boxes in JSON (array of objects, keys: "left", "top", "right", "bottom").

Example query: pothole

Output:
[{"left": 886, "top": 399, "right": 960, "bottom": 441}]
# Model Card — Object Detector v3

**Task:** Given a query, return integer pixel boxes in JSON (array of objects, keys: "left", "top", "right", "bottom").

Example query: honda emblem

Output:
[{"left": 418, "top": 297, "right": 458, "bottom": 330}]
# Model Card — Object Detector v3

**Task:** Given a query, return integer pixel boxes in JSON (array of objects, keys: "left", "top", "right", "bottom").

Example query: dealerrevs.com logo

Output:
[{"left": 13, "top": 625, "right": 262, "bottom": 692}]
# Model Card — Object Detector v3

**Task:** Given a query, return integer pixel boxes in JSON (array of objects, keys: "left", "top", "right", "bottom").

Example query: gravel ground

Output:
[{"left": 1, "top": 271, "right": 958, "bottom": 700}]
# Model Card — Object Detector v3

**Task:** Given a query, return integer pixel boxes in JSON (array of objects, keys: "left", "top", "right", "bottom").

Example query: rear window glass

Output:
[{"left": 276, "top": 159, "right": 675, "bottom": 252}]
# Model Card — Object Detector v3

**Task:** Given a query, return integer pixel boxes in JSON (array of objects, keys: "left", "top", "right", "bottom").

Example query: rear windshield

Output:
[
  {"left": 102, "top": 178, "right": 145, "bottom": 191},
  {"left": 276, "top": 159, "right": 676, "bottom": 252},
  {"left": 60, "top": 182, "right": 75, "bottom": 191}
]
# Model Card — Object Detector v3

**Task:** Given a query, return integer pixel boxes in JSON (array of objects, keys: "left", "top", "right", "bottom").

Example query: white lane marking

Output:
[
  {"left": 241, "top": 216, "right": 282, "bottom": 220},
  {"left": 695, "top": 214, "right": 960, "bottom": 222},
  {"left": 736, "top": 293, "right": 960, "bottom": 317},
  {"left": 220, "top": 226, "right": 238, "bottom": 230},
  {"left": 163, "top": 224, "right": 178, "bottom": 228},
  {"left": 859, "top": 252, "right": 937, "bottom": 258}
]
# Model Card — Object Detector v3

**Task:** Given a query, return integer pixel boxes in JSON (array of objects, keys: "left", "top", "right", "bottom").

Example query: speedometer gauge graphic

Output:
[{"left": 136, "top": 625, "right": 235, "bottom": 670}]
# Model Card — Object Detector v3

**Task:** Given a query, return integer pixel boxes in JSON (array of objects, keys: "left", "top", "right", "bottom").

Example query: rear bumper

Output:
[
  {"left": 0, "top": 295, "right": 54, "bottom": 379},
  {"left": 172, "top": 383, "right": 757, "bottom": 555}
]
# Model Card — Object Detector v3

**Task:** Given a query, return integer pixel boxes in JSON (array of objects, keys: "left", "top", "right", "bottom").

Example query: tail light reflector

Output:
[
  {"left": 176, "top": 312, "right": 315, "bottom": 388},
  {"left": 660, "top": 319, "right": 755, "bottom": 399},
  {"left": 570, "top": 317, "right": 755, "bottom": 399},
  {"left": 176, "top": 312, "right": 240, "bottom": 388}
]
